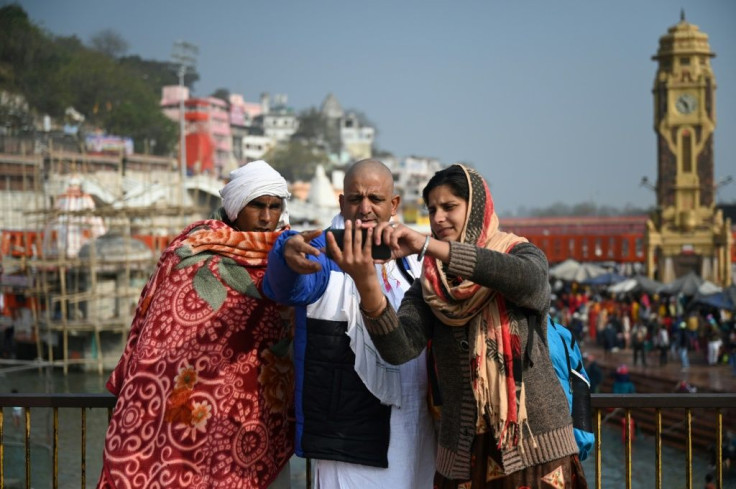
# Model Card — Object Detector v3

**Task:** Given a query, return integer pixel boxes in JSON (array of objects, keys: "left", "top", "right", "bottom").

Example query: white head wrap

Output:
[{"left": 219, "top": 160, "right": 291, "bottom": 228}]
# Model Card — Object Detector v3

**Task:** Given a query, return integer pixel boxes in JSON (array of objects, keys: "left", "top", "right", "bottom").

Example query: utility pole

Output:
[{"left": 171, "top": 40, "right": 198, "bottom": 207}]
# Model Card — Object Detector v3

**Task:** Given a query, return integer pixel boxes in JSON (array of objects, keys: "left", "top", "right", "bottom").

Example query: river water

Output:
[{"left": 1, "top": 368, "right": 734, "bottom": 488}]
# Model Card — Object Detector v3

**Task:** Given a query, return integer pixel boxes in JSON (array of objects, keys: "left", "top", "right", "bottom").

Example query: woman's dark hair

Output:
[{"left": 422, "top": 165, "right": 469, "bottom": 205}]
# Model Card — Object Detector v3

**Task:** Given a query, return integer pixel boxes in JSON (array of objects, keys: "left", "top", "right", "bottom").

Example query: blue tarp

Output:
[
  {"left": 693, "top": 285, "right": 736, "bottom": 311},
  {"left": 582, "top": 272, "right": 627, "bottom": 286}
]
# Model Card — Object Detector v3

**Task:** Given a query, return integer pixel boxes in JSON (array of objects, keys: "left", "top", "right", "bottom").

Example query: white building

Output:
[
  {"left": 396, "top": 156, "right": 444, "bottom": 204},
  {"left": 320, "top": 93, "right": 375, "bottom": 163},
  {"left": 341, "top": 112, "right": 374, "bottom": 161},
  {"left": 242, "top": 134, "right": 275, "bottom": 161},
  {"left": 258, "top": 93, "right": 299, "bottom": 142}
]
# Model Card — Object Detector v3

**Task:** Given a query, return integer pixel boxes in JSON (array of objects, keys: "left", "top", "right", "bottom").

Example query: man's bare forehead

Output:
[
  {"left": 343, "top": 186, "right": 393, "bottom": 199},
  {"left": 344, "top": 175, "right": 393, "bottom": 196}
]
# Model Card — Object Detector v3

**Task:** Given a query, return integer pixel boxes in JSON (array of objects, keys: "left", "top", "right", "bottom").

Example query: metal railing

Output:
[
  {"left": 591, "top": 394, "right": 736, "bottom": 489},
  {"left": 1, "top": 393, "right": 735, "bottom": 489}
]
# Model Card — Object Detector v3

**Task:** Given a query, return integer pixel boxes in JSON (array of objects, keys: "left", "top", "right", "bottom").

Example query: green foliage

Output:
[
  {"left": 119, "top": 55, "right": 195, "bottom": 90},
  {"left": 264, "top": 140, "right": 330, "bottom": 182},
  {"left": 210, "top": 88, "right": 230, "bottom": 104},
  {"left": 0, "top": 4, "right": 191, "bottom": 155},
  {"left": 0, "top": 5, "right": 63, "bottom": 109},
  {"left": 89, "top": 29, "right": 128, "bottom": 58},
  {"left": 294, "top": 107, "right": 326, "bottom": 141}
]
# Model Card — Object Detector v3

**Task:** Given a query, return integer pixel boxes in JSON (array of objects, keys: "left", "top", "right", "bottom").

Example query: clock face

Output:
[{"left": 675, "top": 94, "right": 697, "bottom": 114}]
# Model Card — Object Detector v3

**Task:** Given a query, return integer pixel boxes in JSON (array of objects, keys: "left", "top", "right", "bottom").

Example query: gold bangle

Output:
[{"left": 360, "top": 296, "right": 387, "bottom": 317}]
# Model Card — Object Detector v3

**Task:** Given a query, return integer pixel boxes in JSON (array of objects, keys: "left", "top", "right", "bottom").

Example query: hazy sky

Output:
[{"left": 10, "top": 0, "right": 736, "bottom": 215}]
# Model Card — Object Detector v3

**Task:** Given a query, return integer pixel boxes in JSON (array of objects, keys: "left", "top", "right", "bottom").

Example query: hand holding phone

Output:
[{"left": 327, "top": 228, "right": 392, "bottom": 260}]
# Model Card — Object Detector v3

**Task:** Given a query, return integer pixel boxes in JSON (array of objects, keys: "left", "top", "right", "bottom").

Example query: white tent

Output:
[
  {"left": 549, "top": 259, "right": 607, "bottom": 283},
  {"left": 608, "top": 275, "right": 663, "bottom": 295}
]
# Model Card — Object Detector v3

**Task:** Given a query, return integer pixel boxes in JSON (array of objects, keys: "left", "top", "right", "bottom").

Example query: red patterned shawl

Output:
[{"left": 98, "top": 219, "right": 295, "bottom": 489}]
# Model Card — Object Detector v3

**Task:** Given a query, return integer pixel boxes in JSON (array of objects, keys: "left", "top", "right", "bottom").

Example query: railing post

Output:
[
  {"left": 716, "top": 410, "right": 723, "bottom": 489},
  {"left": 53, "top": 408, "right": 59, "bottom": 489},
  {"left": 81, "top": 408, "right": 87, "bottom": 489},
  {"left": 1, "top": 409, "right": 4, "bottom": 489},
  {"left": 24, "top": 408, "right": 30, "bottom": 489},
  {"left": 655, "top": 408, "right": 662, "bottom": 489},
  {"left": 686, "top": 408, "right": 692, "bottom": 489},
  {"left": 624, "top": 409, "right": 632, "bottom": 489},
  {"left": 594, "top": 408, "right": 601, "bottom": 489}
]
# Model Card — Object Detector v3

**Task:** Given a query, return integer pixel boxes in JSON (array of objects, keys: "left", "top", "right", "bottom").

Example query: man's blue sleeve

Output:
[{"left": 263, "top": 229, "right": 332, "bottom": 306}]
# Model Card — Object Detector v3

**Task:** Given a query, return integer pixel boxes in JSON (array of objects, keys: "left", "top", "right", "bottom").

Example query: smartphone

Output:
[{"left": 326, "top": 228, "right": 392, "bottom": 260}]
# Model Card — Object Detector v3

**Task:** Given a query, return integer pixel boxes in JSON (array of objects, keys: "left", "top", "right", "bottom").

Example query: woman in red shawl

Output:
[{"left": 98, "top": 161, "right": 295, "bottom": 489}]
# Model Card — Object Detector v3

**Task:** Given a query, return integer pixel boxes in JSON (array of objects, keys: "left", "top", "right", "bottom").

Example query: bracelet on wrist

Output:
[
  {"left": 417, "top": 235, "right": 431, "bottom": 261},
  {"left": 360, "top": 296, "right": 387, "bottom": 317}
]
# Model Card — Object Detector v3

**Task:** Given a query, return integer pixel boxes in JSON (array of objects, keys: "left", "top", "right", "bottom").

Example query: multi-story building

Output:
[
  {"left": 257, "top": 93, "right": 298, "bottom": 142},
  {"left": 160, "top": 85, "right": 189, "bottom": 123},
  {"left": 161, "top": 87, "right": 234, "bottom": 177},
  {"left": 242, "top": 134, "right": 275, "bottom": 161},
  {"left": 341, "top": 112, "right": 374, "bottom": 161},
  {"left": 393, "top": 156, "right": 443, "bottom": 228},
  {"left": 228, "top": 93, "right": 262, "bottom": 164},
  {"left": 397, "top": 156, "right": 443, "bottom": 202},
  {"left": 320, "top": 93, "right": 375, "bottom": 163}
]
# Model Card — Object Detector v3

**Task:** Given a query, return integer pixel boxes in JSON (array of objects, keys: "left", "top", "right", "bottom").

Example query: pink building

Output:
[{"left": 160, "top": 87, "right": 234, "bottom": 177}]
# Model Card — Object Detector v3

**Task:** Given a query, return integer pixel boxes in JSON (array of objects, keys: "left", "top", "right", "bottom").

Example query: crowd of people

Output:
[
  {"left": 96, "top": 159, "right": 589, "bottom": 488},
  {"left": 550, "top": 284, "right": 736, "bottom": 374}
]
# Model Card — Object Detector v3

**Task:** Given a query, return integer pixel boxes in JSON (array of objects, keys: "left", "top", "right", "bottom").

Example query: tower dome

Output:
[{"left": 652, "top": 11, "right": 715, "bottom": 63}]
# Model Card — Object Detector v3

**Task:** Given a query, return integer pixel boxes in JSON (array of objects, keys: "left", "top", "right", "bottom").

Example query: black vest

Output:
[{"left": 300, "top": 316, "right": 391, "bottom": 467}]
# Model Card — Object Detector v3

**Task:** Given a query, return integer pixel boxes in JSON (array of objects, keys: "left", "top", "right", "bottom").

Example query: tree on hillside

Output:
[
  {"left": 119, "top": 55, "right": 198, "bottom": 91},
  {"left": 211, "top": 88, "right": 230, "bottom": 104},
  {"left": 264, "top": 140, "right": 330, "bottom": 182},
  {"left": 0, "top": 4, "right": 182, "bottom": 154},
  {"left": 0, "top": 5, "right": 55, "bottom": 95},
  {"left": 90, "top": 29, "right": 128, "bottom": 58},
  {"left": 293, "top": 107, "right": 326, "bottom": 142}
]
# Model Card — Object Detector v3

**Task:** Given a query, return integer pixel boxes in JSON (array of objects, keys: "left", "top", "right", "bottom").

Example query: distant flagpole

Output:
[{"left": 171, "top": 40, "right": 198, "bottom": 207}]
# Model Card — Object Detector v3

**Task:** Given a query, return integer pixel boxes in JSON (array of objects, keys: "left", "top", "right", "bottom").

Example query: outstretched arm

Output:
[
  {"left": 263, "top": 229, "right": 332, "bottom": 306},
  {"left": 281, "top": 229, "right": 323, "bottom": 274}
]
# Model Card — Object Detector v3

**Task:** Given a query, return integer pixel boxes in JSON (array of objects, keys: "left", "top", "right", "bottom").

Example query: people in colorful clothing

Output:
[
  {"left": 263, "top": 159, "right": 436, "bottom": 488},
  {"left": 329, "top": 164, "right": 587, "bottom": 488},
  {"left": 97, "top": 161, "right": 295, "bottom": 489}
]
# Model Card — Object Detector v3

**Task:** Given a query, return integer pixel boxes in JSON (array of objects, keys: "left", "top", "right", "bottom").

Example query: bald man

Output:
[{"left": 264, "top": 159, "right": 436, "bottom": 488}]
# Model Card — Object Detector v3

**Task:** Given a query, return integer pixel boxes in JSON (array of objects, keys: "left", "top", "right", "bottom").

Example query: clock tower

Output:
[{"left": 646, "top": 12, "right": 732, "bottom": 286}]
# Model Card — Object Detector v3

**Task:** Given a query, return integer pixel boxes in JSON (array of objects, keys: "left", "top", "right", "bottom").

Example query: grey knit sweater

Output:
[{"left": 364, "top": 241, "right": 578, "bottom": 479}]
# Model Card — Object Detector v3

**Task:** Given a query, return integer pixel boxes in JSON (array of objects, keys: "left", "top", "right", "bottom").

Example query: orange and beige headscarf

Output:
[{"left": 420, "top": 164, "right": 529, "bottom": 451}]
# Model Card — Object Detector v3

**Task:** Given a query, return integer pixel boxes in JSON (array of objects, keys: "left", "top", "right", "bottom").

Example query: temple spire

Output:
[{"left": 680, "top": 8, "right": 685, "bottom": 22}]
